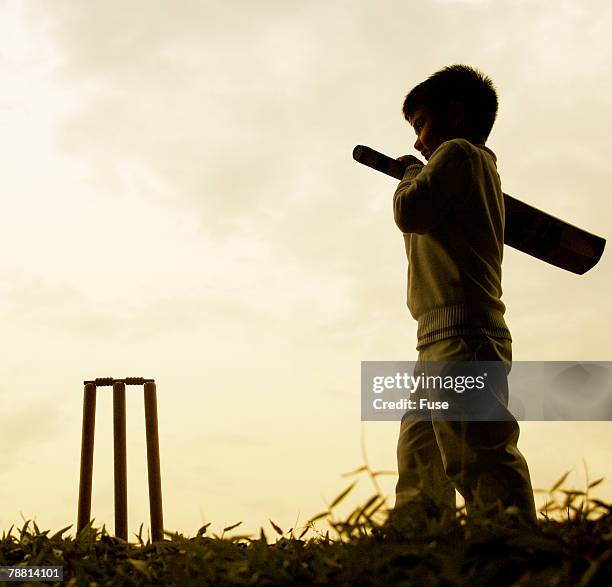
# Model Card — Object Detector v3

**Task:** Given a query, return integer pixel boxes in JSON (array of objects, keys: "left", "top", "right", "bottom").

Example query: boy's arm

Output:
[{"left": 393, "top": 141, "right": 472, "bottom": 234}]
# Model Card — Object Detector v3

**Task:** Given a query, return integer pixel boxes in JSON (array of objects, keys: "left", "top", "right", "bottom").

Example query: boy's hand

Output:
[{"left": 396, "top": 155, "right": 424, "bottom": 166}]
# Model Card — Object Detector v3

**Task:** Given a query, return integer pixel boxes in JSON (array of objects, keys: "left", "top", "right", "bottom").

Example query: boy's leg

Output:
[
  {"left": 433, "top": 418, "right": 536, "bottom": 520},
  {"left": 427, "top": 335, "right": 537, "bottom": 521},
  {"left": 395, "top": 416, "right": 456, "bottom": 517},
  {"left": 394, "top": 355, "right": 456, "bottom": 521}
]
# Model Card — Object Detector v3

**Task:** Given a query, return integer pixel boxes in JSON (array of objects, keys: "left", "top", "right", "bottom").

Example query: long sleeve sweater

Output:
[{"left": 393, "top": 138, "right": 511, "bottom": 348}]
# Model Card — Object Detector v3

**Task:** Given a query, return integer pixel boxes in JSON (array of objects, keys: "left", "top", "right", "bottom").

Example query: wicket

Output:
[{"left": 77, "top": 377, "right": 164, "bottom": 542}]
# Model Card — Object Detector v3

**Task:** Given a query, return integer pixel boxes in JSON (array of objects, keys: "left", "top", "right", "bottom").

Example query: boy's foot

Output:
[{"left": 375, "top": 500, "right": 457, "bottom": 539}]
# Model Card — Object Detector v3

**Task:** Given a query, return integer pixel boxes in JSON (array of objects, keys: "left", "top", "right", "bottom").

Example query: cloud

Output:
[
  {"left": 0, "top": 393, "right": 63, "bottom": 472},
  {"left": 19, "top": 0, "right": 484, "bottom": 236}
]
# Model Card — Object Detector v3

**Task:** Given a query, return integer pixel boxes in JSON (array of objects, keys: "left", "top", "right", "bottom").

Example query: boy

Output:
[{"left": 392, "top": 65, "right": 536, "bottom": 523}]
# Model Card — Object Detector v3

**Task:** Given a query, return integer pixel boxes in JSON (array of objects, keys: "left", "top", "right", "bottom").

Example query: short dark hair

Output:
[{"left": 402, "top": 64, "right": 498, "bottom": 141}]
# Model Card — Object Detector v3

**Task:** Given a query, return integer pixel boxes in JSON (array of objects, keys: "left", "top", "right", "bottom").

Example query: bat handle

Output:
[{"left": 353, "top": 145, "right": 407, "bottom": 180}]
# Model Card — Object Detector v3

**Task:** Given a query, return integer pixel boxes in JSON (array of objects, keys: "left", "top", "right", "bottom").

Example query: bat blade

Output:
[
  {"left": 502, "top": 196, "right": 605, "bottom": 275},
  {"left": 353, "top": 145, "right": 606, "bottom": 275}
]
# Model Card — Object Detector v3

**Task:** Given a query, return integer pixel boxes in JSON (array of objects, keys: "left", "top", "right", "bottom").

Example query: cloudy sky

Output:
[{"left": 0, "top": 0, "right": 610, "bottom": 539}]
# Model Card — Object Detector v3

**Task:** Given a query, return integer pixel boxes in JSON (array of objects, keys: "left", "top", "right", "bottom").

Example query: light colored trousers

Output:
[{"left": 395, "top": 334, "right": 536, "bottom": 521}]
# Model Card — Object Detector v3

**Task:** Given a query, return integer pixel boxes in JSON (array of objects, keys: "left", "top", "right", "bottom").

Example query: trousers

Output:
[{"left": 394, "top": 334, "right": 536, "bottom": 521}]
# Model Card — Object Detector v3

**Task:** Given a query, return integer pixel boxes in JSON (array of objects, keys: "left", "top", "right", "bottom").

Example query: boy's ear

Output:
[{"left": 447, "top": 101, "right": 465, "bottom": 130}]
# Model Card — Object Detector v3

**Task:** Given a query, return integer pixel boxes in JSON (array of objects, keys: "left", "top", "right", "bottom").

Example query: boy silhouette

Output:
[{"left": 392, "top": 65, "right": 536, "bottom": 523}]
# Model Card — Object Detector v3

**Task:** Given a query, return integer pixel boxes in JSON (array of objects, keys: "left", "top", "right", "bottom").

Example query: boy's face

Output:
[{"left": 409, "top": 104, "right": 455, "bottom": 161}]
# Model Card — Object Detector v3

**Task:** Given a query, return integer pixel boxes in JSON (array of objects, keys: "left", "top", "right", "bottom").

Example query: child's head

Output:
[{"left": 402, "top": 65, "right": 498, "bottom": 159}]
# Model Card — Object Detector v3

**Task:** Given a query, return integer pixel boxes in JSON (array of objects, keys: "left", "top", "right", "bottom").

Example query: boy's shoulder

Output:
[{"left": 434, "top": 138, "right": 496, "bottom": 163}]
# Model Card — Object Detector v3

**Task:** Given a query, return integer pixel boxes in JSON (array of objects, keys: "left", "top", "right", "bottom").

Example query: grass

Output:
[{"left": 0, "top": 468, "right": 610, "bottom": 586}]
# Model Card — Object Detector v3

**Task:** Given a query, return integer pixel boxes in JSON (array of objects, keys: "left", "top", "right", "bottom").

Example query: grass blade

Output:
[{"left": 330, "top": 481, "right": 357, "bottom": 509}]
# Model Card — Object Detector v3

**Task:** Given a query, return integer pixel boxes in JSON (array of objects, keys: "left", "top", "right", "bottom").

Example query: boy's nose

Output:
[{"left": 414, "top": 137, "right": 423, "bottom": 152}]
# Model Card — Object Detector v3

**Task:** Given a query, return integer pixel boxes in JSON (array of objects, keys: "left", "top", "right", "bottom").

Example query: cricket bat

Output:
[{"left": 353, "top": 145, "right": 606, "bottom": 275}]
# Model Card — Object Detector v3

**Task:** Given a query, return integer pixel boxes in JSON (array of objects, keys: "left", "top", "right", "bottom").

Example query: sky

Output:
[{"left": 0, "top": 0, "right": 610, "bottom": 539}]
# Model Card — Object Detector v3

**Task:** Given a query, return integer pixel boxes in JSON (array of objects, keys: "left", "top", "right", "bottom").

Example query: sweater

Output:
[{"left": 393, "top": 138, "right": 511, "bottom": 348}]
